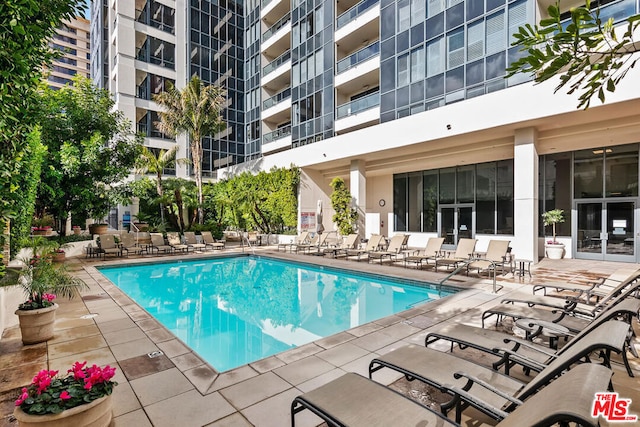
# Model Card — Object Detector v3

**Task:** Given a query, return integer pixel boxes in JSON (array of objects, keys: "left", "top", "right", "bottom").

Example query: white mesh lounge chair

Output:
[
  {"left": 150, "top": 233, "right": 173, "bottom": 255},
  {"left": 278, "top": 231, "right": 309, "bottom": 252},
  {"left": 183, "top": 231, "right": 207, "bottom": 251},
  {"left": 323, "top": 233, "right": 359, "bottom": 258},
  {"left": 435, "top": 238, "right": 476, "bottom": 271},
  {"left": 404, "top": 237, "right": 445, "bottom": 269},
  {"left": 291, "top": 357, "right": 613, "bottom": 427},
  {"left": 466, "top": 239, "right": 511, "bottom": 276},
  {"left": 98, "top": 234, "right": 122, "bottom": 260},
  {"left": 345, "top": 234, "right": 383, "bottom": 261},
  {"left": 167, "top": 232, "right": 190, "bottom": 253},
  {"left": 200, "top": 231, "right": 225, "bottom": 250},
  {"left": 367, "top": 234, "right": 407, "bottom": 264},
  {"left": 120, "top": 233, "right": 145, "bottom": 257}
]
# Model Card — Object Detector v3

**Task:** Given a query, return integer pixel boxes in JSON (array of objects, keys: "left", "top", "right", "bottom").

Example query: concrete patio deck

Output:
[{"left": 1, "top": 248, "right": 639, "bottom": 426}]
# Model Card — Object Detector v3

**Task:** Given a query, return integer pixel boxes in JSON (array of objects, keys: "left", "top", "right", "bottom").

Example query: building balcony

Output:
[
  {"left": 262, "top": 13, "right": 291, "bottom": 57},
  {"left": 135, "top": 43, "right": 175, "bottom": 70},
  {"left": 335, "top": 91, "right": 380, "bottom": 134},
  {"left": 334, "top": 53, "right": 379, "bottom": 93},
  {"left": 262, "top": 125, "right": 292, "bottom": 154},
  {"left": 262, "top": 87, "right": 292, "bottom": 120},
  {"left": 336, "top": 41, "right": 379, "bottom": 74},
  {"left": 135, "top": 6, "right": 175, "bottom": 35},
  {"left": 336, "top": 0, "right": 379, "bottom": 40},
  {"left": 262, "top": 50, "right": 291, "bottom": 89},
  {"left": 261, "top": 0, "right": 290, "bottom": 24}
]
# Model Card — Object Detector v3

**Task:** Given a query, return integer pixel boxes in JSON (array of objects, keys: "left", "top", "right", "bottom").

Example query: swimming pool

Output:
[{"left": 98, "top": 256, "right": 455, "bottom": 372}]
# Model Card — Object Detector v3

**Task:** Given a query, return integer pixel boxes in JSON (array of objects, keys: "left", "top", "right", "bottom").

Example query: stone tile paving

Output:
[{"left": 0, "top": 250, "right": 638, "bottom": 427}]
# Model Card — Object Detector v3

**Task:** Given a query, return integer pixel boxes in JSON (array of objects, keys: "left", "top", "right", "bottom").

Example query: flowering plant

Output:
[
  {"left": 15, "top": 362, "right": 117, "bottom": 415},
  {"left": 18, "top": 292, "right": 56, "bottom": 311},
  {"left": 546, "top": 240, "right": 564, "bottom": 245}
]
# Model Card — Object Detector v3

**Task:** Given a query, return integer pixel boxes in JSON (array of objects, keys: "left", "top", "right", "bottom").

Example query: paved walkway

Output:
[{"left": 1, "top": 249, "right": 639, "bottom": 426}]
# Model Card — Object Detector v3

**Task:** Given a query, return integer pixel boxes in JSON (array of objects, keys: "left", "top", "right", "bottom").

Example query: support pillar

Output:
[
  {"left": 514, "top": 128, "right": 539, "bottom": 263},
  {"left": 350, "top": 160, "right": 366, "bottom": 238}
]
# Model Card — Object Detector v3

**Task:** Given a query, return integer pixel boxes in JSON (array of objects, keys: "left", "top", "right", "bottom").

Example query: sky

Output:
[{"left": 82, "top": 0, "right": 90, "bottom": 19}]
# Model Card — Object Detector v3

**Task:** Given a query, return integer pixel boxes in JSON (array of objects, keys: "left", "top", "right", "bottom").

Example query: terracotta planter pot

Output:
[
  {"left": 88, "top": 224, "right": 108, "bottom": 235},
  {"left": 14, "top": 394, "right": 113, "bottom": 427},
  {"left": 73, "top": 228, "right": 81, "bottom": 235},
  {"left": 14, "top": 304, "right": 58, "bottom": 345},
  {"left": 52, "top": 253, "right": 65, "bottom": 263}
]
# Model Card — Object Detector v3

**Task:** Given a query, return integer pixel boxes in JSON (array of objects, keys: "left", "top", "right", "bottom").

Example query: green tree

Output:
[
  {"left": 330, "top": 177, "right": 358, "bottom": 235},
  {"left": 0, "top": 0, "right": 83, "bottom": 267},
  {"left": 135, "top": 145, "right": 187, "bottom": 224},
  {"left": 507, "top": 1, "right": 640, "bottom": 109},
  {"left": 153, "top": 76, "right": 226, "bottom": 224},
  {"left": 36, "top": 76, "right": 143, "bottom": 234}
]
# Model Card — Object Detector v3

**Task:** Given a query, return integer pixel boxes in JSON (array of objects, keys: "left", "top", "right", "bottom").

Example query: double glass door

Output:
[
  {"left": 575, "top": 201, "right": 636, "bottom": 262},
  {"left": 440, "top": 206, "right": 473, "bottom": 246}
]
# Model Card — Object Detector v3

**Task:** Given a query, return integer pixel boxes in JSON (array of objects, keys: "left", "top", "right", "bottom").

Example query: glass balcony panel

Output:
[
  {"left": 262, "top": 50, "right": 291, "bottom": 76},
  {"left": 263, "top": 87, "right": 292, "bottom": 109},
  {"left": 263, "top": 125, "right": 292, "bottom": 144},
  {"left": 336, "top": 92, "right": 380, "bottom": 119},
  {"left": 262, "top": 12, "right": 291, "bottom": 43},
  {"left": 337, "top": 0, "right": 379, "bottom": 29},
  {"left": 336, "top": 42, "right": 380, "bottom": 74}
]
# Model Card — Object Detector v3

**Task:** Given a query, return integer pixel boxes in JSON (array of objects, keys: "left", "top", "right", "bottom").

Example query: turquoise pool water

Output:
[{"left": 98, "top": 256, "right": 454, "bottom": 372}]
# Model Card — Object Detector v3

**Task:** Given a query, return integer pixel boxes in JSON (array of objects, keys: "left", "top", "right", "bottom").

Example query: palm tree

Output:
[
  {"left": 153, "top": 76, "right": 226, "bottom": 224},
  {"left": 134, "top": 145, "right": 185, "bottom": 224}
]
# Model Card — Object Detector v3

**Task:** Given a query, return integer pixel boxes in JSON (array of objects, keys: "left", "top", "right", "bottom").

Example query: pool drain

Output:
[{"left": 148, "top": 351, "right": 164, "bottom": 358}]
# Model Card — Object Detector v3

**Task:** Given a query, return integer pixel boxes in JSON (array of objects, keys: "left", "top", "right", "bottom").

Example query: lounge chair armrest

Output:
[
  {"left": 500, "top": 336, "right": 557, "bottom": 357},
  {"left": 444, "top": 384, "right": 510, "bottom": 421},
  {"left": 492, "top": 346, "right": 550, "bottom": 371},
  {"left": 452, "top": 372, "right": 524, "bottom": 405}
]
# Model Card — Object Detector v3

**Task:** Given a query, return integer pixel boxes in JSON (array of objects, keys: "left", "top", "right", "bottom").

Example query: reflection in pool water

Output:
[{"left": 98, "top": 256, "right": 454, "bottom": 372}]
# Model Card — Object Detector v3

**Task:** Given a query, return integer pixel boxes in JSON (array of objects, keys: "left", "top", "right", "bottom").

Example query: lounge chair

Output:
[
  {"left": 293, "top": 233, "right": 320, "bottom": 253},
  {"left": 435, "top": 238, "right": 477, "bottom": 271},
  {"left": 247, "top": 231, "right": 259, "bottom": 246},
  {"left": 532, "top": 266, "right": 640, "bottom": 303},
  {"left": 403, "top": 237, "right": 445, "bottom": 269},
  {"left": 368, "top": 320, "right": 628, "bottom": 422},
  {"left": 167, "top": 232, "right": 190, "bottom": 253},
  {"left": 367, "top": 234, "right": 407, "bottom": 264},
  {"left": 150, "top": 233, "right": 174, "bottom": 255},
  {"left": 291, "top": 359, "right": 613, "bottom": 427},
  {"left": 183, "top": 231, "right": 207, "bottom": 251},
  {"left": 120, "top": 233, "right": 145, "bottom": 257},
  {"left": 466, "top": 239, "right": 511, "bottom": 276},
  {"left": 344, "top": 234, "right": 383, "bottom": 261},
  {"left": 98, "top": 234, "right": 123, "bottom": 260},
  {"left": 425, "top": 297, "right": 640, "bottom": 376},
  {"left": 200, "top": 231, "right": 225, "bottom": 250},
  {"left": 321, "top": 233, "right": 358, "bottom": 257},
  {"left": 278, "top": 231, "right": 309, "bottom": 252}
]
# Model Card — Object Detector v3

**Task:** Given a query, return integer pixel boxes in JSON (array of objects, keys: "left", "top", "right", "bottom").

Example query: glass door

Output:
[
  {"left": 576, "top": 201, "right": 636, "bottom": 261},
  {"left": 439, "top": 205, "right": 473, "bottom": 246}
]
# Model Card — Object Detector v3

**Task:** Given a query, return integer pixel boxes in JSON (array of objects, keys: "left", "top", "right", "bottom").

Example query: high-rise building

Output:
[
  {"left": 94, "top": 0, "right": 640, "bottom": 263},
  {"left": 47, "top": 16, "right": 91, "bottom": 90}
]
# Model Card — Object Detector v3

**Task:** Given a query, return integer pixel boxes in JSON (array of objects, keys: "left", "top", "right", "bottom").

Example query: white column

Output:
[
  {"left": 514, "top": 128, "right": 539, "bottom": 263},
  {"left": 350, "top": 160, "right": 366, "bottom": 237}
]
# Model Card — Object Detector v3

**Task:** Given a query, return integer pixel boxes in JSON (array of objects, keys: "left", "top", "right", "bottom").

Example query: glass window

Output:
[
  {"left": 575, "top": 149, "right": 603, "bottom": 198},
  {"left": 487, "top": 0, "right": 504, "bottom": 12},
  {"left": 540, "top": 152, "right": 572, "bottom": 237},
  {"left": 397, "top": 53, "right": 410, "bottom": 86},
  {"left": 467, "top": 0, "right": 483, "bottom": 20},
  {"left": 456, "top": 165, "right": 474, "bottom": 203},
  {"left": 445, "top": 66, "right": 464, "bottom": 92},
  {"left": 508, "top": 0, "right": 529, "bottom": 45},
  {"left": 427, "top": 36, "right": 445, "bottom": 77},
  {"left": 426, "top": 12, "right": 444, "bottom": 40},
  {"left": 423, "top": 170, "right": 438, "bottom": 232},
  {"left": 426, "top": 73, "right": 445, "bottom": 98},
  {"left": 408, "top": 172, "right": 423, "bottom": 231},
  {"left": 439, "top": 168, "right": 455, "bottom": 203},
  {"left": 427, "top": 0, "right": 445, "bottom": 18},
  {"left": 476, "top": 162, "right": 496, "bottom": 234},
  {"left": 466, "top": 59, "right": 484, "bottom": 85},
  {"left": 467, "top": 20, "right": 484, "bottom": 62},
  {"left": 605, "top": 144, "right": 638, "bottom": 197},
  {"left": 411, "top": 46, "right": 425, "bottom": 82},
  {"left": 447, "top": 29, "right": 464, "bottom": 69},
  {"left": 394, "top": 175, "right": 408, "bottom": 231},
  {"left": 398, "top": 0, "right": 411, "bottom": 32},
  {"left": 496, "top": 160, "right": 514, "bottom": 234},
  {"left": 445, "top": 2, "right": 464, "bottom": 29},
  {"left": 411, "top": 0, "right": 426, "bottom": 26},
  {"left": 486, "top": 11, "right": 505, "bottom": 55},
  {"left": 486, "top": 51, "right": 505, "bottom": 80}
]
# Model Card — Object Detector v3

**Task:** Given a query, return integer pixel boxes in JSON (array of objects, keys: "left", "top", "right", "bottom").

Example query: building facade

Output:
[
  {"left": 47, "top": 16, "right": 91, "bottom": 90},
  {"left": 94, "top": 0, "right": 640, "bottom": 263}
]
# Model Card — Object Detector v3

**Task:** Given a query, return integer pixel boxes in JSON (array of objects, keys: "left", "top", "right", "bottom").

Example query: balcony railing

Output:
[
  {"left": 136, "top": 42, "right": 175, "bottom": 69},
  {"left": 336, "top": 41, "right": 380, "bottom": 74},
  {"left": 263, "top": 87, "right": 291, "bottom": 110},
  {"left": 137, "top": 119, "right": 172, "bottom": 140},
  {"left": 336, "top": 92, "right": 380, "bottom": 119},
  {"left": 560, "top": 0, "right": 636, "bottom": 30},
  {"left": 336, "top": 0, "right": 378, "bottom": 29},
  {"left": 137, "top": 81, "right": 149, "bottom": 100},
  {"left": 262, "top": 50, "right": 291, "bottom": 76},
  {"left": 262, "top": 12, "right": 291, "bottom": 43},
  {"left": 263, "top": 125, "right": 292, "bottom": 144}
]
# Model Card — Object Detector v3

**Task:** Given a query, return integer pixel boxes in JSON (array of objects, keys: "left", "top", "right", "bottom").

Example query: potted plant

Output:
[
  {"left": 31, "top": 216, "right": 54, "bottom": 236},
  {"left": 13, "top": 361, "right": 117, "bottom": 427},
  {"left": 1, "top": 237, "right": 87, "bottom": 344},
  {"left": 72, "top": 226, "right": 81, "bottom": 236},
  {"left": 543, "top": 209, "right": 566, "bottom": 259}
]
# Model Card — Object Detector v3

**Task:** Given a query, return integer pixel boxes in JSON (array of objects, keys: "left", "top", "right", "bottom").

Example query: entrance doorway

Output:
[
  {"left": 575, "top": 201, "right": 636, "bottom": 262},
  {"left": 439, "top": 206, "right": 473, "bottom": 246}
]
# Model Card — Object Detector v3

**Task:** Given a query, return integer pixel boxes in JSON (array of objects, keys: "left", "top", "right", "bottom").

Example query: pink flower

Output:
[
  {"left": 14, "top": 388, "right": 29, "bottom": 406},
  {"left": 42, "top": 293, "right": 56, "bottom": 302},
  {"left": 68, "top": 361, "right": 87, "bottom": 380},
  {"left": 59, "top": 391, "right": 71, "bottom": 400}
]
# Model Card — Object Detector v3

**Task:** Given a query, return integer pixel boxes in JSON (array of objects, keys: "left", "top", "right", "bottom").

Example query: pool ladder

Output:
[{"left": 241, "top": 232, "right": 255, "bottom": 255}]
